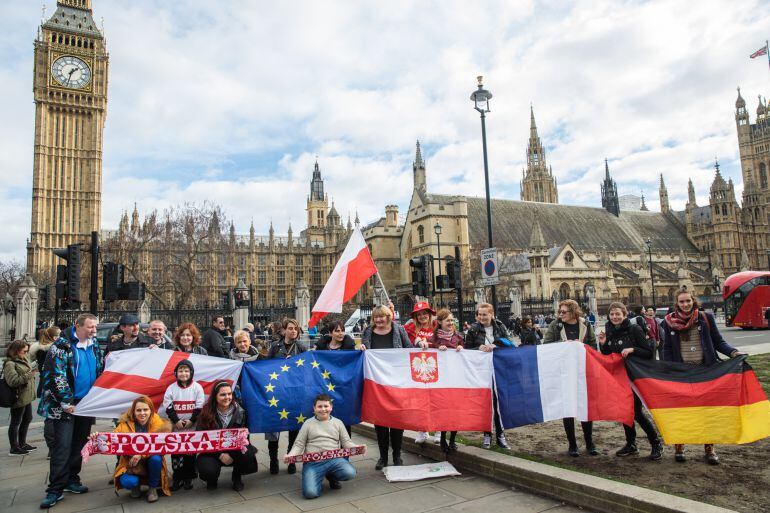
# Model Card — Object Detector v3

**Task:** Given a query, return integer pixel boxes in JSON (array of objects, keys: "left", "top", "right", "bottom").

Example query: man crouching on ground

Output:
[{"left": 284, "top": 394, "right": 365, "bottom": 499}]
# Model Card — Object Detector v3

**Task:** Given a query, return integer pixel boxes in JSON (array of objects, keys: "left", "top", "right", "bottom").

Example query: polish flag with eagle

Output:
[
  {"left": 308, "top": 227, "right": 378, "bottom": 328},
  {"left": 74, "top": 348, "right": 243, "bottom": 418}
]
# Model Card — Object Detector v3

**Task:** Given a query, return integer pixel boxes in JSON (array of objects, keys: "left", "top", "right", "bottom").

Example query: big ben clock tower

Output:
[{"left": 27, "top": 0, "right": 108, "bottom": 276}]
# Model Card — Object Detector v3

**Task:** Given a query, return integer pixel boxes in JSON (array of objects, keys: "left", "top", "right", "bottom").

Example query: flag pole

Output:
[
  {"left": 766, "top": 40, "right": 769, "bottom": 70},
  {"left": 375, "top": 270, "right": 391, "bottom": 305}
]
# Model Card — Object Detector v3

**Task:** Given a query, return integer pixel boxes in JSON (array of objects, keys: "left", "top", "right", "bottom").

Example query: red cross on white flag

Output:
[{"left": 74, "top": 348, "right": 243, "bottom": 418}]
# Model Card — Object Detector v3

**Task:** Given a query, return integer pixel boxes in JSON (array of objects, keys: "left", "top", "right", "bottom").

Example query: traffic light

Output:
[
  {"left": 234, "top": 289, "right": 249, "bottom": 307},
  {"left": 118, "top": 281, "right": 145, "bottom": 301},
  {"left": 38, "top": 284, "right": 54, "bottom": 309},
  {"left": 409, "top": 255, "right": 433, "bottom": 297},
  {"left": 222, "top": 290, "right": 233, "bottom": 309},
  {"left": 53, "top": 244, "right": 82, "bottom": 309},
  {"left": 102, "top": 262, "right": 125, "bottom": 301},
  {"left": 445, "top": 257, "right": 462, "bottom": 290}
]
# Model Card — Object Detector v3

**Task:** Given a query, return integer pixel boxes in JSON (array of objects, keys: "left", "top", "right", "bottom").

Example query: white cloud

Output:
[{"left": 1, "top": 0, "right": 769, "bottom": 262}]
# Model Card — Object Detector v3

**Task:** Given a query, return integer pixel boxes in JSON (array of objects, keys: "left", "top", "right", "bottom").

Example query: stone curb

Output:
[{"left": 352, "top": 424, "right": 735, "bottom": 513}]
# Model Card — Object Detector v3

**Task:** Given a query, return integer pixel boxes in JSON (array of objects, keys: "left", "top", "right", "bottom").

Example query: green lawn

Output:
[{"left": 748, "top": 353, "right": 770, "bottom": 396}]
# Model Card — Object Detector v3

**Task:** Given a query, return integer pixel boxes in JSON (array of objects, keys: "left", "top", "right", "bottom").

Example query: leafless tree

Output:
[
  {"left": 0, "top": 259, "right": 26, "bottom": 298},
  {"left": 102, "top": 202, "right": 230, "bottom": 309}
]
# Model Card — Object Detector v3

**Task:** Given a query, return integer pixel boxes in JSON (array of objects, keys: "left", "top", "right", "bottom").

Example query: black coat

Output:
[
  {"left": 314, "top": 334, "right": 357, "bottom": 350},
  {"left": 600, "top": 319, "right": 652, "bottom": 359},
  {"left": 518, "top": 327, "right": 540, "bottom": 346},
  {"left": 201, "top": 328, "right": 229, "bottom": 358}
]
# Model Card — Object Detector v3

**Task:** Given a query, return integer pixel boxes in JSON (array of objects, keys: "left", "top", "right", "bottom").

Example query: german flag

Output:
[{"left": 625, "top": 356, "right": 770, "bottom": 445}]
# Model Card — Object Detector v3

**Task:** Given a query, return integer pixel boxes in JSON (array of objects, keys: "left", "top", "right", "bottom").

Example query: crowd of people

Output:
[{"left": 0, "top": 286, "right": 748, "bottom": 508}]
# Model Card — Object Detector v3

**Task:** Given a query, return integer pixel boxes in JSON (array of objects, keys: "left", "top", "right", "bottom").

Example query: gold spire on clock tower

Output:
[{"left": 27, "top": 0, "right": 108, "bottom": 276}]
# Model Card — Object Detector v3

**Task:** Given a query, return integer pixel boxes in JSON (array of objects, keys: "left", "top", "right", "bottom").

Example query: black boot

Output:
[{"left": 268, "top": 440, "right": 279, "bottom": 475}]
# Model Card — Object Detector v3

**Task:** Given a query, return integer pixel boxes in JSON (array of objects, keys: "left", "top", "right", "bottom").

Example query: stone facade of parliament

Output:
[
  {"left": 365, "top": 98, "right": 770, "bottom": 307},
  {"left": 25, "top": 2, "right": 769, "bottom": 311}
]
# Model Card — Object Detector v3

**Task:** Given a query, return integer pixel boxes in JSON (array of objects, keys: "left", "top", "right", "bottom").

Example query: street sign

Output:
[{"left": 480, "top": 247, "right": 499, "bottom": 286}]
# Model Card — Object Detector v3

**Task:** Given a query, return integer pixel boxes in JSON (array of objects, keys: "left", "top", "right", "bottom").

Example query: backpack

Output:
[{"left": 0, "top": 365, "right": 19, "bottom": 408}]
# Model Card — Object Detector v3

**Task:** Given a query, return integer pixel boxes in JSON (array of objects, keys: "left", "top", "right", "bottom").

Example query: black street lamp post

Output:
[
  {"left": 470, "top": 76, "right": 497, "bottom": 312},
  {"left": 434, "top": 222, "right": 443, "bottom": 307},
  {"left": 645, "top": 238, "right": 657, "bottom": 307}
]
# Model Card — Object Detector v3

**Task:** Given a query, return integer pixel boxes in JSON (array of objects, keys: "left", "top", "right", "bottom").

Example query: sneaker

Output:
[
  {"left": 39, "top": 492, "right": 63, "bottom": 509},
  {"left": 568, "top": 445, "right": 579, "bottom": 457},
  {"left": 705, "top": 449, "right": 720, "bottom": 465},
  {"left": 9, "top": 447, "right": 29, "bottom": 456},
  {"left": 375, "top": 458, "right": 387, "bottom": 470},
  {"left": 183, "top": 479, "right": 193, "bottom": 490},
  {"left": 440, "top": 439, "right": 450, "bottom": 453},
  {"left": 615, "top": 444, "right": 639, "bottom": 457},
  {"left": 432, "top": 434, "right": 441, "bottom": 444},
  {"left": 649, "top": 441, "right": 663, "bottom": 461},
  {"left": 327, "top": 475, "right": 342, "bottom": 490},
  {"left": 63, "top": 483, "right": 88, "bottom": 494},
  {"left": 496, "top": 435, "right": 510, "bottom": 449},
  {"left": 287, "top": 462, "right": 296, "bottom": 475},
  {"left": 146, "top": 488, "right": 158, "bottom": 503},
  {"left": 675, "top": 452, "right": 686, "bottom": 463},
  {"left": 232, "top": 479, "right": 244, "bottom": 492},
  {"left": 482, "top": 434, "right": 492, "bottom": 449},
  {"left": 129, "top": 487, "right": 142, "bottom": 499},
  {"left": 21, "top": 444, "right": 38, "bottom": 452},
  {"left": 414, "top": 432, "right": 429, "bottom": 444},
  {"left": 586, "top": 444, "right": 599, "bottom": 456},
  {"left": 392, "top": 455, "right": 403, "bottom": 466},
  {"left": 448, "top": 442, "right": 458, "bottom": 452}
]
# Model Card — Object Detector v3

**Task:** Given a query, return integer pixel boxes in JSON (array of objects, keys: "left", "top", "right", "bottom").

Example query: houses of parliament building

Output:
[{"left": 24, "top": 1, "right": 769, "bottom": 310}]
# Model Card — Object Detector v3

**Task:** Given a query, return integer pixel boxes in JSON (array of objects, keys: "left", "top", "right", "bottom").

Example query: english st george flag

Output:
[
  {"left": 626, "top": 356, "right": 770, "bottom": 444},
  {"left": 74, "top": 348, "right": 243, "bottom": 418},
  {"left": 308, "top": 227, "right": 378, "bottom": 328}
]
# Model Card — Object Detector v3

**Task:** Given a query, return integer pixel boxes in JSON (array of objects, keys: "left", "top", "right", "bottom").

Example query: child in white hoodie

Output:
[{"left": 161, "top": 359, "right": 204, "bottom": 491}]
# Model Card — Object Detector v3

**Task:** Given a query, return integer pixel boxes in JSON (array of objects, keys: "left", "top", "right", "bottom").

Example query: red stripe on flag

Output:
[
  {"left": 585, "top": 348, "right": 634, "bottom": 426},
  {"left": 634, "top": 370, "right": 766, "bottom": 409},
  {"left": 94, "top": 351, "right": 231, "bottom": 409},
  {"left": 360, "top": 379, "right": 492, "bottom": 431},
  {"left": 308, "top": 311, "right": 328, "bottom": 329},
  {"left": 343, "top": 247, "right": 377, "bottom": 300}
]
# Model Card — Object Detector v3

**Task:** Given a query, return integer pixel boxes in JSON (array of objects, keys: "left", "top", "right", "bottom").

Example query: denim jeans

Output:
[
  {"left": 46, "top": 414, "right": 94, "bottom": 493},
  {"left": 302, "top": 457, "right": 356, "bottom": 499},
  {"left": 119, "top": 455, "right": 163, "bottom": 489}
]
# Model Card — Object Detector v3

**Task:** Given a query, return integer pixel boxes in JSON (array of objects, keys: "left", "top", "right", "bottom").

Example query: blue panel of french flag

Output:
[{"left": 493, "top": 342, "right": 634, "bottom": 428}]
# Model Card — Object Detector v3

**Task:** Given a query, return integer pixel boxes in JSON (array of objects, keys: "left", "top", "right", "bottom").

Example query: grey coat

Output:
[{"left": 361, "top": 323, "right": 411, "bottom": 348}]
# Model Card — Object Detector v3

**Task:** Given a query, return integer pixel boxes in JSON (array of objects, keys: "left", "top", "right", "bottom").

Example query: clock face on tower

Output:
[{"left": 51, "top": 55, "right": 92, "bottom": 89}]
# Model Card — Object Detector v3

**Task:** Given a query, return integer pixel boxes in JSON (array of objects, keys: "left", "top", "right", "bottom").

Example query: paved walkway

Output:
[{"left": 2, "top": 421, "right": 584, "bottom": 513}]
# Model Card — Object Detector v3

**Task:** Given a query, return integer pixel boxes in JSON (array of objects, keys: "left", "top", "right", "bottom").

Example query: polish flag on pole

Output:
[
  {"left": 361, "top": 349, "right": 494, "bottom": 431},
  {"left": 74, "top": 348, "right": 243, "bottom": 418},
  {"left": 308, "top": 227, "right": 378, "bottom": 328}
]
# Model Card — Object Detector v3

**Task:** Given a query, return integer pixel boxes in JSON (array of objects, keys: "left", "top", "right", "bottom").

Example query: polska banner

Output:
[
  {"left": 81, "top": 428, "right": 250, "bottom": 463},
  {"left": 286, "top": 445, "right": 366, "bottom": 464},
  {"left": 75, "top": 349, "right": 243, "bottom": 418}
]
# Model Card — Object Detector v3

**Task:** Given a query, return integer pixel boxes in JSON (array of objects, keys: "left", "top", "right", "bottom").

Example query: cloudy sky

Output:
[{"left": 1, "top": 0, "right": 768, "bottom": 261}]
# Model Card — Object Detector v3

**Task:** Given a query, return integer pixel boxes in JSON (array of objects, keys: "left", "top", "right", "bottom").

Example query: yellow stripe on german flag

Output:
[{"left": 625, "top": 356, "right": 770, "bottom": 445}]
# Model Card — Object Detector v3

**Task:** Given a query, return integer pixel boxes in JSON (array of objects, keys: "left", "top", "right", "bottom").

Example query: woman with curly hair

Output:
[{"left": 172, "top": 323, "right": 208, "bottom": 355}]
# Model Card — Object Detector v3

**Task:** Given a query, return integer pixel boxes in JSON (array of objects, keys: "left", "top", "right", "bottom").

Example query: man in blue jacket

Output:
[{"left": 38, "top": 313, "right": 103, "bottom": 509}]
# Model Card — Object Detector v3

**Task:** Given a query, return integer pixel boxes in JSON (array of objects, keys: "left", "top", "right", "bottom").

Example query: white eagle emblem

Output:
[{"left": 410, "top": 352, "right": 439, "bottom": 383}]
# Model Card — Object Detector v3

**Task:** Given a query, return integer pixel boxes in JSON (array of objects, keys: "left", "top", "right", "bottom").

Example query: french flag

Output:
[
  {"left": 494, "top": 343, "right": 634, "bottom": 428},
  {"left": 361, "top": 349, "right": 493, "bottom": 432}
]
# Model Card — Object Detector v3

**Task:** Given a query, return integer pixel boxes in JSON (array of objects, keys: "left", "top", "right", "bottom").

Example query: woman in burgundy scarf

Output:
[
  {"left": 428, "top": 309, "right": 464, "bottom": 453},
  {"left": 661, "top": 288, "right": 745, "bottom": 464}
]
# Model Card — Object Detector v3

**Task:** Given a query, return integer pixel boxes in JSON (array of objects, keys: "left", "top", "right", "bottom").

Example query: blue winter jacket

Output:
[
  {"left": 38, "top": 326, "right": 104, "bottom": 420},
  {"left": 661, "top": 311, "right": 737, "bottom": 366}
]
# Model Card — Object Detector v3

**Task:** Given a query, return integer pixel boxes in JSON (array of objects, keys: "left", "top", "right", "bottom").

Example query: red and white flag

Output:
[
  {"left": 361, "top": 349, "right": 493, "bottom": 431},
  {"left": 750, "top": 44, "right": 767, "bottom": 59},
  {"left": 308, "top": 227, "right": 378, "bottom": 328},
  {"left": 75, "top": 349, "right": 242, "bottom": 418}
]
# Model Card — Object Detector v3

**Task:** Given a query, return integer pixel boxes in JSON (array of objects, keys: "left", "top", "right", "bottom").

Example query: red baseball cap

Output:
[{"left": 411, "top": 301, "right": 436, "bottom": 317}]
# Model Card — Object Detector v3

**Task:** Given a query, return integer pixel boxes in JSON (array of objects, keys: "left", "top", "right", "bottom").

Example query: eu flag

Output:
[{"left": 241, "top": 351, "right": 364, "bottom": 433}]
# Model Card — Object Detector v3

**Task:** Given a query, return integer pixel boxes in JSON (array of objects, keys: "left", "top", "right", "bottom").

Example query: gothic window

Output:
[
  {"left": 295, "top": 271, "right": 303, "bottom": 283},
  {"left": 313, "top": 271, "right": 321, "bottom": 284},
  {"left": 295, "top": 255, "right": 303, "bottom": 266},
  {"left": 258, "top": 271, "right": 266, "bottom": 284},
  {"left": 559, "top": 283, "right": 570, "bottom": 300},
  {"left": 722, "top": 204, "right": 728, "bottom": 216},
  {"left": 277, "top": 254, "right": 286, "bottom": 266},
  {"left": 218, "top": 254, "right": 226, "bottom": 265},
  {"left": 418, "top": 225, "right": 425, "bottom": 244},
  {"left": 277, "top": 290, "right": 285, "bottom": 304},
  {"left": 258, "top": 254, "right": 267, "bottom": 265},
  {"left": 258, "top": 290, "right": 267, "bottom": 304},
  {"left": 313, "top": 255, "right": 322, "bottom": 266},
  {"left": 239, "top": 255, "right": 247, "bottom": 267},
  {"left": 564, "top": 251, "right": 574, "bottom": 267},
  {"left": 277, "top": 271, "right": 285, "bottom": 284},
  {"left": 760, "top": 163, "right": 768, "bottom": 189}
]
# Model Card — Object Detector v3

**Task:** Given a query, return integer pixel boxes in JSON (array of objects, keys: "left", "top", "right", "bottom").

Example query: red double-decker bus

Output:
[{"left": 723, "top": 271, "right": 770, "bottom": 329}]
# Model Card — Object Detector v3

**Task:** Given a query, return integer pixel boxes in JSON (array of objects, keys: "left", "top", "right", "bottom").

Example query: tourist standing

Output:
[{"left": 4, "top": 340, "right": 37, "bottom": 456}]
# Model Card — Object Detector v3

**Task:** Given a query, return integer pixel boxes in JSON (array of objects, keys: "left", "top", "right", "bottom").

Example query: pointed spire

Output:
[
  {"left": 249, "top": 220, "right": 255, "bottom": 245},
  {"left": 529, "top": 219, "right": 547, "bottom": 249},
  {"left": 601, "top": 160, "right": 620, "bottom": 216},
  {"left": 736, "top": 87, "right": 746, "bottom": 109},
  {"left": 604, "top": 158, "right": 610, "bottom": 180},
  {"left": 687, "top": 178, "right": 697, "bottom": 206},
  {"left": 354, "top": 210, "right": 360, "bottom": 227},
  {"left": 659, "top": 174, "right": 670, "bottom": 213},
  {"left": 714, "top": 157, "right": 721, "bottom": 177},
  {"left": 640, "top": 192, "right": 649, "bottom": 211},
  {"left": 414, "top": 140, "right": 424, "bottom": 168},
  {"left": 529, "top": 103, "right": 539, "bottom": 139}
]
